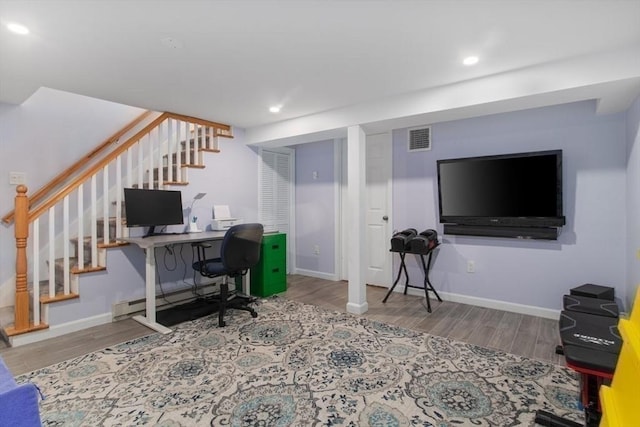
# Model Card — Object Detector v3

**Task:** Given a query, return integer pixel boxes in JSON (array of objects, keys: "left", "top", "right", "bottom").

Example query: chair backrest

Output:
[{"left": 220, "top": 223, "right": 264, "bottom": 275}]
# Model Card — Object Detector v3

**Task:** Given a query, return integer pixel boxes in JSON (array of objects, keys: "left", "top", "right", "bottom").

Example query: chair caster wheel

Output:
[{"left": 251, "top": 312, "right": 258, "bottom": 318}]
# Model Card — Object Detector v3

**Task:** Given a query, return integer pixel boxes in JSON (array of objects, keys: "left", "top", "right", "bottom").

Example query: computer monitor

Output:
[{"left": 124, "top": 188, "right": 184, "bottom": 237}]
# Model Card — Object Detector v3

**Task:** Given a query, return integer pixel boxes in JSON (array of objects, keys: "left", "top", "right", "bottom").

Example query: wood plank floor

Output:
[{"left": 0, "top": 274, "right": 562, "bottom": 375}]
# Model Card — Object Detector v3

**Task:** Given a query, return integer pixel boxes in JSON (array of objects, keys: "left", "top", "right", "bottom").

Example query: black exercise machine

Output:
[{"left": 535, "top": 284, "right": 621, "bottom": 427}]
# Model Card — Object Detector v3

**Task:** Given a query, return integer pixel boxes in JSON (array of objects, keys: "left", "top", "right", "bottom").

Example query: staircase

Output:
[{"left": 0, "top": 112, "right": 233, "bottom": 346}]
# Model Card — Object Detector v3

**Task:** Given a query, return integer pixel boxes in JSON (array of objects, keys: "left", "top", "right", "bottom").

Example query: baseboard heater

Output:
[
  {"left": 112, "top": 281, "right": 221, "bottom": 320},
  {"left": 443, "top": 224, "right": 559, "bottom": 240}
]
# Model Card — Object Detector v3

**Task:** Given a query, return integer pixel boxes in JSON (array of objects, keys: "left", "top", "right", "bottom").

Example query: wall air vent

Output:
[{"left": 408, "top": 126, "right": 431, "bottom": 152}]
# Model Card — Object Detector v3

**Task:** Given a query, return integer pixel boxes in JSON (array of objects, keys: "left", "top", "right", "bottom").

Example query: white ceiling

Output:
[{"left": 1, "top": 0, "right": 640, "bottom": 144}]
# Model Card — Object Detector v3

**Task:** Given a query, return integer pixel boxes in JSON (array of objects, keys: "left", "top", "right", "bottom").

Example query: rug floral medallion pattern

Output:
[{"left": 18, "top": 297, "right": 582, "bottom": 426}]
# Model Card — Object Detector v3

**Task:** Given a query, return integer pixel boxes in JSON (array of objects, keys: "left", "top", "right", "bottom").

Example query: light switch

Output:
[{"left": 9, "top": 172, "right": 26, "bottom": 185}]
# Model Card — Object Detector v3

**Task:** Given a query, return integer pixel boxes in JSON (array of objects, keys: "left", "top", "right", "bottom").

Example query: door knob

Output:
[{"left": 382, "top": 215, "right": 389, "bottom": 221}]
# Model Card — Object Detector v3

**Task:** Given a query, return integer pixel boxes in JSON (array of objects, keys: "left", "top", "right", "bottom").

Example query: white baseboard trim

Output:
[
  {"left": 401, "top": 287, "right": 560, "bottom": 320},
  {"left": 294, "top": 268, "right": 339, "bottom": 282},
  {"left": 7, "top": 281, "right": 559, "bottom": 347},
  {"left": 294, "top": 271, "right": 559, "bottom": 319},
  {"left": 8, "top": 283, "right": 223, "bottom": 347},
  {"left": 347, "top": 301, "right": 369, "bottom": 314},
  {"left": 9, "top": 312, "right": 113, "bottom": 347}
]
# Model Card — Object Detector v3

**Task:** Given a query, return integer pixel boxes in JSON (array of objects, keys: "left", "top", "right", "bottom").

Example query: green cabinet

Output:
[{"left": 250, "top": 233, "right": 287, "bottom": 297}]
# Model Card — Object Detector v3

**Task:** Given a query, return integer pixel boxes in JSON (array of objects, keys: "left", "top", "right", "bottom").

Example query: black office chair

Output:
[{"left": 192, "top": 223, "right": 264, "bottom": 327}]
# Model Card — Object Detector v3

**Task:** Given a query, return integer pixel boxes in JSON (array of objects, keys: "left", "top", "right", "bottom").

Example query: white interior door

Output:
[{"left": 365, "top": 132, "right": 392, "bottom": 287}]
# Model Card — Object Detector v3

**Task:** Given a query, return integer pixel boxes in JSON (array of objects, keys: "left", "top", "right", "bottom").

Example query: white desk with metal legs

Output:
[{"left": 123, "top": 231, "right": 227, "bottom": 334}]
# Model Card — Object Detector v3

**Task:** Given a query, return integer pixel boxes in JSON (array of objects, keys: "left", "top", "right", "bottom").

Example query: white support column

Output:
[{"left": 346, "top": 125, "right": 368, "bottom": 314}]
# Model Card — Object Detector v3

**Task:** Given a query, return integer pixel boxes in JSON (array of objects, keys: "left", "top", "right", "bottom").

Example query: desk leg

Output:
[
  {"left": 383, "top": 253, "right": 407, "bottom": 303},
  {"left": 132, "top": 247, "right": 172, "bottom": 335}
]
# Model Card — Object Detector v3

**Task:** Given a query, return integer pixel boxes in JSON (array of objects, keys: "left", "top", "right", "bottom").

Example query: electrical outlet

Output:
[
  {"left": 313, "top": 245, "right": 320, "bottom": 255},
  {"left": 467, "top": 260, "right": 475, "bottom": 273}
]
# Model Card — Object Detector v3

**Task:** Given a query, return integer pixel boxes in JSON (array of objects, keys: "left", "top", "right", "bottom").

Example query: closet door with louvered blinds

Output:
[{"left": 259, "top": 148, "right": 293, "bottom": 273}]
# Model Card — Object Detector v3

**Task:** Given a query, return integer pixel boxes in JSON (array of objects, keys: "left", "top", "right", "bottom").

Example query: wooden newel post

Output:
[{"left": 14, "top": 185, "right": 30, "bottom": 330}]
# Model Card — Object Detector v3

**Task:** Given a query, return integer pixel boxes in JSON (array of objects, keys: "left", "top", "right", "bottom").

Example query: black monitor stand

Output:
[
  {"left": 142, "top": 226, "right": 183, "bottom": 238},
  {"left": 142, "top": 226, "right": 158, "bottom": 238}
]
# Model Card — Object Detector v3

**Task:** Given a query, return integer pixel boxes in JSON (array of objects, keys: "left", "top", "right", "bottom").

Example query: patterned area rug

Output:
[{"left": 18, "top": 297, "right": 583, "bottom": 426}]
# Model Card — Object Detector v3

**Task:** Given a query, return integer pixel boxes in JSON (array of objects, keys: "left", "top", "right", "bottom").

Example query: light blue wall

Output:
[
  {"left": 2, "top": 89, "right": 637, "bottom": 321},
  {"left": 626, "top": 95, "right": 640, "bottom": 312},
  {"left": 184, "top": 127, "right": 260, "bottom": 230},
  {"left": 48, "top": 245, "right": 147, "bottom": 324},
  {"left": 393, "top": 101, "right": 628, "bottom": 312},
  {"left": 0, "top": 89, "right": 260, "bottom": 321},
  {"left": 294, "top": 140, "right": 336, "bottom": 275},
  {"left": 54, "top": 129, "right": 262, "bottom": 321},
  {"left": 72, "top": 128, "right": 261, "bottom": 319}
]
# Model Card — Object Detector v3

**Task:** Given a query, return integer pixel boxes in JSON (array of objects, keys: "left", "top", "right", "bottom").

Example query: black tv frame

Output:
[{"left": 437, "top": 150, "right": 565, "bottom": 239}]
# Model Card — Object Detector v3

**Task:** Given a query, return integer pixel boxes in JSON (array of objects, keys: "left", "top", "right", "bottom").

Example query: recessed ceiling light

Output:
[
  {"left": 7, "top": 22, "right": 29, "bottom": 35},
  {"left": 463, "top": 56, "right": 479, "bottom": 66},
  {"left": 269, "top": 105, "right": 281, "bottom": 113}
]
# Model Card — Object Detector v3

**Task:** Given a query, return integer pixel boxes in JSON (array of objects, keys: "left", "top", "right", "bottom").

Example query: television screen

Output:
[
  {"left": 124, "top": 188, "right": 184, "bottom": 236},
  {"left": 437, "top": 150, "right": 565, "bottom": 228}
]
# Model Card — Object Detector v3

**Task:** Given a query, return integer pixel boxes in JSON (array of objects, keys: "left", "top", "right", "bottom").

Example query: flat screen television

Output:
[
  {"left": 124, "top": 188, "right": 184, "bottom": 237},
  {"left": 436, "top": 150, "right": 565, "bottom": 230}
]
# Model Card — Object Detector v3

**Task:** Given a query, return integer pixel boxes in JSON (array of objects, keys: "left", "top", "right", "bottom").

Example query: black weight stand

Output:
[{"left": 382, "top": 244, "right": 442, "bottom": 312}]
